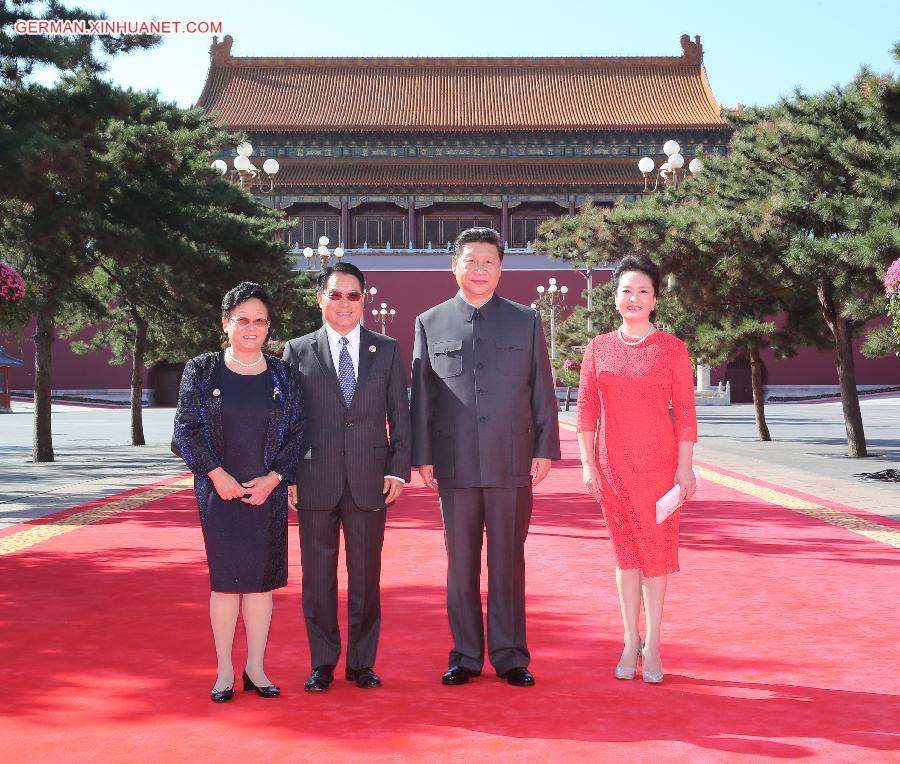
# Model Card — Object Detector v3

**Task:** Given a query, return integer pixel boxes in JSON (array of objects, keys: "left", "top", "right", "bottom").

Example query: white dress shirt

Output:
[
  {"left": 323, "top": 321, "right": 360, "bottom": 379},
  {"left": 322, "top": 321, "right": 405, "bottom": 485}
]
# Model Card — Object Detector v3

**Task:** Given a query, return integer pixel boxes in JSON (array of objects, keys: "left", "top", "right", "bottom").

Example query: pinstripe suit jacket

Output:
[{"left": 283, "top": 324, "right": 412, "bottom": 511}]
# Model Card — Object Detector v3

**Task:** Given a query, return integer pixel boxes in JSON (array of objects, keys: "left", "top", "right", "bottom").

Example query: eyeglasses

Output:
[
  {"left": 323, "top": 290, "right": 363, "bottom": 302},
  {"left": 227, "top": 317, "right": 271, "bottom": 328}
]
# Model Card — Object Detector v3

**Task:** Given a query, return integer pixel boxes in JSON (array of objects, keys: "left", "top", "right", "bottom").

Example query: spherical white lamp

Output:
[
  {"left": 262, "top": 158, "right": 279, "bottom": 175},
  {"left": 669, "top": 153, "right": 685, "bottom": 170},
  {"left": 318, "top": 236, "right": 329, "bottom": 246},
  {"left": 211, "top": 159, "right": 228, "bottom": 175},
  {"left": 688, "top": 158, "right": 704, "bottom": 174},
  {"left": 333, "top": 247, "right": 344, "bottom": 259},
  {"left": 536, "top": 285, "right": 545, "bottom": 294},
  {"left": 638, "top": 157, "right": 655, "bottom": 174},
  {"left": 560, "top": 285, "right": 569, "bottom": 294},
  {"left": 237, "top": 142, "right": 253, "bottom": 157},
  {"left": 663, "top": 140, "right": 680, "bottom": 157},
  {"left": 233, "top": 155, "right": 251, "bottom": 172}
]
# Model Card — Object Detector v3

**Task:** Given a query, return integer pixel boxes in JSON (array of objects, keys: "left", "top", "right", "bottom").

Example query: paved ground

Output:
[
  {"left": 2, "top": 396, "right": 899, "bottom": 528},
  {"left": 0, "top": 403, "right": 183, "bottom": 529}
]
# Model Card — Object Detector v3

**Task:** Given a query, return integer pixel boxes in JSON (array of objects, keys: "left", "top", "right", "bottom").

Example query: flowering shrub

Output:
[
  {"left": 887, "top": 258, "right": 900, "bottom": 341},
  {"left": 562, "top": 358, "right": 581, "bottom": 371},
  {"left": 0, "top": 261, "right": 25, "bottom": 303}
]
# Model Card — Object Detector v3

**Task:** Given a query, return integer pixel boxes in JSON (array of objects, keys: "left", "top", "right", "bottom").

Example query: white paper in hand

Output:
[{"left": 655, "top": 469, "right": 699, "bottom": 524}]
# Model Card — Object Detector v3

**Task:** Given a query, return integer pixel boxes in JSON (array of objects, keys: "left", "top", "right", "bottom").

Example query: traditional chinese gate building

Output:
[{"left": 196, "top": 34, "right": 728, "bottom": 254}]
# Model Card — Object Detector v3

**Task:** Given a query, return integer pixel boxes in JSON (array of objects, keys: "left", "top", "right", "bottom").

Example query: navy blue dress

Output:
[{"left": 201, "top": 365, "right": 288, "bottom": 593}]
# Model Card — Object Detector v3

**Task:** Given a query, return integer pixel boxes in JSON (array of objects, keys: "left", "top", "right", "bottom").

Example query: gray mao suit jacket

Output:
[
  {"left": 410, "top": 294, "right": 561, "bottom": 488},
  {"left": 283, "top": 325, "right": 412, "bottom": 510}
]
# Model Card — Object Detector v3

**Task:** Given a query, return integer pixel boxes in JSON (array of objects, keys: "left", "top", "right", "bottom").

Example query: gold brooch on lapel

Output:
[
  {"left": 369, "top": 345, "right": 377, "bottom": 353},
  {"left": 212, "top": 388, "right": 221, "bottom": 397}
]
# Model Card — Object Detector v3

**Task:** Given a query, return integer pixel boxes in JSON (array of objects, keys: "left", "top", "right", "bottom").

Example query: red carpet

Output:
[{"left": 1, "top": 429, "right": 898, "bottom": 762}]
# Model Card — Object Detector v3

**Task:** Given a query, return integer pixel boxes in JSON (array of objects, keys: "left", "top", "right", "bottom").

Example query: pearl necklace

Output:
[
  {"left": 617, "top": 325, "right": 655, "bottom": 347},
  {"left": 226, "top": 348, "right": 264, "bottom": 367}
]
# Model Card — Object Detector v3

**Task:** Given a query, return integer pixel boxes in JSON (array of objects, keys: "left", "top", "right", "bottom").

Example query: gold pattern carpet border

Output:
[
  {"left": 695, "top": 467, "right": 900, "bottom": 549},
  {"left": 0, "top": 477, "right": 194, "bottom": 557},
  {"left": 558, "top": 420, "right": 899, "bottom": 549}
]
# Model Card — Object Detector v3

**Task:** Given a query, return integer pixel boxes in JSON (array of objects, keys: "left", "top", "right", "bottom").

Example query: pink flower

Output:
[
  {"left": 563, "top": 358, "right": 581, "bottom": 370},
  {"left": 0, "top": 262, "right": 25, "bottom": 303},
  {"left": 886, "top": 259, "right": 900, "bottom": 295}
]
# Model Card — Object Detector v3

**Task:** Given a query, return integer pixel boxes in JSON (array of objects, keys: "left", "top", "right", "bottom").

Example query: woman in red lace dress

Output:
[{"left": 576, "top": 255, "right": 697, "bottom": 684}]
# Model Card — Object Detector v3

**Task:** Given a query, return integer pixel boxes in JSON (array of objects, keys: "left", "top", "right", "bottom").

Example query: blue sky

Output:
[{"left": 36, "top": 0, "right": 900, "bottom": 108}]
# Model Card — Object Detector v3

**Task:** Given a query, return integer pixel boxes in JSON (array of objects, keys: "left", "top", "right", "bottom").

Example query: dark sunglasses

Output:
[{"left": 323, "top": 290, "right": 363, "bottom": 302}]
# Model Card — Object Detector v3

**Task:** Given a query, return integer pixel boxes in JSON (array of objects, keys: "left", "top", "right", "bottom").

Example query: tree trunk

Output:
[
  {"left": 817, "top": 279, "right": 867, "bottom": 457},
  {"left": 130, "top": 309, "right": 147, "bottom": 447},
  {"left": 748, "top": 346, "right": 771, "bottom": 441},
  {"left": 32, "top": 307, "right": 55, "bottom": 462}
]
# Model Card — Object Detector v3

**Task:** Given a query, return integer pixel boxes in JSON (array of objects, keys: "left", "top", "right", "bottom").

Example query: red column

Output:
[
  {"left": 340, "top": 201, "right": 350, "bottom": 247},
  {"left": 569, "top": 196, "right": 576, "bottom": 215},
  {"left": 408, "top": 199, "right": 416, "bottom": 249},
  {"left": 501, "top": 199, "right": 509, "bottom": 246}
]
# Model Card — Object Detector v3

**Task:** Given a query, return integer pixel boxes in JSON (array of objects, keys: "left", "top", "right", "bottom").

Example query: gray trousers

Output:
[
  {"left": 439, "top": 486, "right": 533, "bottom": 674},
  {"left": 298, "top": 483, "right": 386, "bottom": 671}
]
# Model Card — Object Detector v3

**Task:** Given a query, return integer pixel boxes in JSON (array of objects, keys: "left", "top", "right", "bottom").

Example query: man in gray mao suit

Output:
[
  {"left": 284, "top": 262, "right": 411, "bottom": 692},
  {"left": 410, "top": 227, "right": 560, "bottom": 688}
]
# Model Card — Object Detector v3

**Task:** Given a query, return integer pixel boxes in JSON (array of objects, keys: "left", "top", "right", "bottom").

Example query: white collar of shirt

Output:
[{"left": 324, "top": 322, "right": 361, "bottom": 377}]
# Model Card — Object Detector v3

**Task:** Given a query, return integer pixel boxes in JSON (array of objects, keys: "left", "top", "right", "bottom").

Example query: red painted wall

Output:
[
  {"left": 0, "top": 324, "right": 141, "bottom": 391},
  {"left": 4, "top": 268, "right": 898, "bottom": 392}
]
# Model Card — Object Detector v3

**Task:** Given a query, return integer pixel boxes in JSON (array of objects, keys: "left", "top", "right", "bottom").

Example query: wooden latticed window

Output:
[
  {"left": 353, "top": 217, "right": 407, "bottom": 248},
  {"left": 510, "top": 216, "right": 551, "bottom": 248},
  {"left": 291, "top": 217, "right": 340, "bottom": 248},
  {"left": 421, "top": 217, "right": 496, "bottom": 249}
]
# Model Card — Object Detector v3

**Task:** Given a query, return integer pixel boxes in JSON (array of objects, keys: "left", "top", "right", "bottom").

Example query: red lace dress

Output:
[{"left": 576, "top": 330, "right": 697, "bottom": 576}]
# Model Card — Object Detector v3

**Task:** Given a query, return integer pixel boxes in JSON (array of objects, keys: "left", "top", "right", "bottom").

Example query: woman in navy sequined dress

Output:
[{"left": 174, "top": 283, "right": 303, "bottom": 702}]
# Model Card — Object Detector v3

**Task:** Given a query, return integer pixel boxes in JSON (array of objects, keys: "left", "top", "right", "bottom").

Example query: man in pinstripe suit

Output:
[{"left": 284, "top": 262, "right": 411, "bottom": 691}]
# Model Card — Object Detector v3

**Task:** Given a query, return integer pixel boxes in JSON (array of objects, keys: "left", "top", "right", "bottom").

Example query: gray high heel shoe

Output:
[
  {"left": 641, "top": 645, "right": 664, "bottom": 684},
  {"left": 615, "top": 641, "right": 643, "bottom": 680}
]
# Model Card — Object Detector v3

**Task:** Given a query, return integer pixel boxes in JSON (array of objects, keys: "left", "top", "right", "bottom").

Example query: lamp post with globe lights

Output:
[
  {"left": 211, "top": 142, "right": 280, "bottom": 192},
  {"left": 638, "top": 140, "right": 703, "bottom": 193},
  {"left": 531, "top": 277, "right": 568, "bottom": 367},
  {"left": 371, "top": 302, "right": 396, "bottom": 334},
  {"left": 289, "top": 236, "right": 345, "bottom": 272}
]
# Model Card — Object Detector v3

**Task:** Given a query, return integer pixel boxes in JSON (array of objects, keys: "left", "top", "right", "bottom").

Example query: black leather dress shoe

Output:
[
  {"left": 243, "top": 670, "right": 280, "bottom": 698},
  {"left": 304, "top": 666, "right": 334, "bottom": 692},
  {"left": 441, "top": 666, "right": 481, "bottom": 685},
  {"left": 345, "top": 667, "right": 382, "bottom": 688},
  {"left": 500, "top": 667, "right": 535, "bottom": 687}
]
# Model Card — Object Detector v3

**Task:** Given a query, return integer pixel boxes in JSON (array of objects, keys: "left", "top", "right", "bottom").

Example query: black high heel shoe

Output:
[
  {"left": 210, "top": 678, "right": 235, "bottom": 703},
  {"left": 243, "top": 670, "right": 280, "bottom": 698}
]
